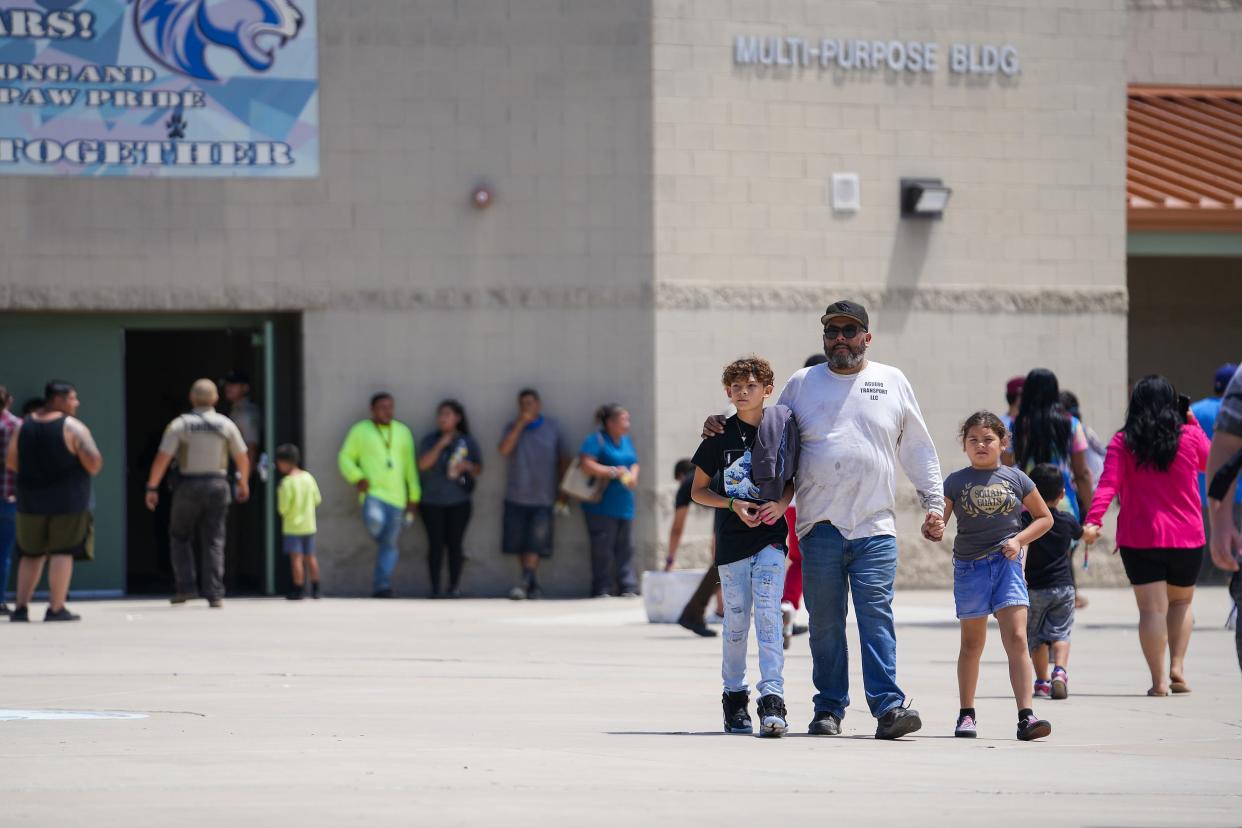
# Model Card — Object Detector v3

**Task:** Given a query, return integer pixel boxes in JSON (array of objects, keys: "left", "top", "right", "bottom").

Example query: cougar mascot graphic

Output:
[{"left": 134, "top": 0, "right": 304, "bottom": 82}]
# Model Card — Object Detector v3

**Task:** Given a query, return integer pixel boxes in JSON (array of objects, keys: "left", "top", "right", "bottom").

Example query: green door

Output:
[
  {"left": 0, "top": 312, "right": 298, "bottom": 597},
  {"left": 0, "top": 316, "right": 126, "bottom": 595}
]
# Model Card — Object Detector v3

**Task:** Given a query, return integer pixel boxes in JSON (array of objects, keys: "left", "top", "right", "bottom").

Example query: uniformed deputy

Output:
[{"left": 144, "top": 379, "right": 250, "bottom": 608}]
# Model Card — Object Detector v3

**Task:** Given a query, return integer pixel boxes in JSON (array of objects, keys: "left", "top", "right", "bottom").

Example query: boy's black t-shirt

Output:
[
  {"left": 1022, "top": 510, "right": 1083, "bottom": 590},
  {"left": 691, "top": 415, "right": 788, "bottom": 567}
]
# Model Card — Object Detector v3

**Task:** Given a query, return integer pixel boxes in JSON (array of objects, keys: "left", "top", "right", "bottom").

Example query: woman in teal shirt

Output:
[{"left": 579, "top": 404, "right": 640, "bottom": 597}]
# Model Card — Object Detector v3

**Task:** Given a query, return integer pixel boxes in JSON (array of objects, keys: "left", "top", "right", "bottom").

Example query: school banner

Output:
[{"left": 0, "top": 0, "right": 318, "bottom": 176}]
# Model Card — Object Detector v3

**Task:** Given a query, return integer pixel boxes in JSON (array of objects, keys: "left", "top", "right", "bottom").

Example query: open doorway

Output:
[{"left": 124, "top": 329, "right": 268, "bottom": 595}]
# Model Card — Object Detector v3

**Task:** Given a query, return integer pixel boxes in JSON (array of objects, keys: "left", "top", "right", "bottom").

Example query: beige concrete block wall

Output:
[
  {"left": 1128, "top": 1, "right": 1242, "bottom": 85},
  {"left": 304, "top": 306, "right": 654, "bottom": 597},
  {"left": 651, "top": 0, "right": 1131, "bottom": 585},
  {"left": 0, "top": 1, "right": 659, "bottom": 596}
]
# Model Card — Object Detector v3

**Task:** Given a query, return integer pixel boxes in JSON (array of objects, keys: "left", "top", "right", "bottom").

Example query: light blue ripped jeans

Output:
[{"left": 718, "top": 544, "right": 787, "bottom": 698}]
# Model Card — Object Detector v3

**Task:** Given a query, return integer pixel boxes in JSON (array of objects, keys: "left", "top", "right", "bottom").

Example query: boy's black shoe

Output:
[
  {"left": 1017, "top": 713, "right": 1052, "bottom": 741},
  {"left": 722, "top": 691, "right": 752, "bottom": 734},
  {"left": 44, "top": 606, "right": 80, "bottom": 622},
  {"left": 10, "top": 605, "right": 29, "bottom": 622},
  {"left": 808, "top": 710, "right": 841, "bottom": 736},
  {"left": 875, "top": 706, "right": 922, "bottom": 740},
  {"left": 677, "top": 614, "right": 717, "bottom": 637},
  {"left": 757, "top": 695, "right": 788, "bottom": 737},
  {"left": 287, "top": 586, "right": 305, "bottom": 600},
  {"left": 311, "top": 582, "right": 321, "bottom": 599}
]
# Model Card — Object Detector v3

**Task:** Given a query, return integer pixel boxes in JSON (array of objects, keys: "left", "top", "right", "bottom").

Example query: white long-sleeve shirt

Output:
[{"left": 777, "top": 360, "right": 944, "bottom": 540}]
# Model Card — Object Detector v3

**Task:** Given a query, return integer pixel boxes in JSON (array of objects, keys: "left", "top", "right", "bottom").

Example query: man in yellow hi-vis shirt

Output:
[{"left": 338, "top": 392, "right": 421, "bottom": 598}]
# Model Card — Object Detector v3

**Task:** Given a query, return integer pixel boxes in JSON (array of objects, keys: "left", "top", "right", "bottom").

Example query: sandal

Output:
[
  {"left": 1146, "top": 687, "right": 1169, "bottom": 697},
  {"left": 1170, "top": 681, "right": 1191, "bottom": 694}
]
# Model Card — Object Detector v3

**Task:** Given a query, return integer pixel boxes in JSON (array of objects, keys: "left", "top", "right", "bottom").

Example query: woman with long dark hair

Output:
[
  {"left": 1082, "top": 376, "right": 1210, "bottom": 696},
  {"left": 1005, "top": 368, "right": 1094, "bottom": 522},
  {"left": 417, "top": 400, "right": 482, "bottom": 598},
  {"left": 578, "top": 403, "right": 639, "bottom": 597}
]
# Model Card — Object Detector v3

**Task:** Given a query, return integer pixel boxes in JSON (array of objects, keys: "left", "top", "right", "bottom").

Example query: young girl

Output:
[{"left": 939, "top": 412, "right": 1054, "bottom": 741}]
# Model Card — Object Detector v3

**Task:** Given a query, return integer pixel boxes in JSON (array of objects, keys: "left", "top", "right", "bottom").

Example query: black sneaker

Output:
[
  {"left": 311, "top": 582, "right": 321, "bottom": 599},
  {"left": 875, "top": 705, "right": 922, "bottom": 740},
  {"left": 372, "top": 588, "right": 395, "bottom": 599},
  {"left": 286, "top": 586, "right": 305, "bottom": 601},
  {"left": 170, "top": 593, "right": 196, "bottom": 605},
  {"left": 10, "top": 605, "right": 29, "bottom": 623},
  {"left": 756, "top": 695, "right": 788, "bottom": 737},
  {"left": 1017, "top": 714, "right": 1052, "bottom": 741},
  {"left": 44, "top": 606, "right": 80, "bottom": 622},
  {"left": 208, "top": 598, "right": 224, "bottom": 609},
  {"left": 677, "top": 616, "right": 717, "bottom": 637},
  {"left": 525, "top": 585, "right": 543, "bottom": 600},
  {"left": 808, "top": 710, "right": 841, "bottom": 736},
  {"left": 722, "top": 691, "right": 752, "bottom": 734}
]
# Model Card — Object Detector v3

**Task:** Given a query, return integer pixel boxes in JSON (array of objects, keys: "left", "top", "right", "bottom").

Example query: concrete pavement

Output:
[{"left": 2, "top": 587, "right": 1239, "bottom": 827}]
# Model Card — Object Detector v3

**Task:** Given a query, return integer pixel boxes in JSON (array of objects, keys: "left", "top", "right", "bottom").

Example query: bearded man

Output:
[{"left": 703, "top": 300, "right": 945, "bottom": 739}]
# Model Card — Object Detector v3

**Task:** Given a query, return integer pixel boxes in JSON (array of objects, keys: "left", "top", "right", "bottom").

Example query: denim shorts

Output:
[
  {"left": 501, "top": 501, "right": 554, "bottom": 558},
  {"left": 282, "top": 534, "right": 316, "bottom": 556},
  {"left": 1027, "top": 584, "right": 1075, "bottom": 649},
  {"left": 953, "top": 551, "right": 1029, "bottom": 620}
]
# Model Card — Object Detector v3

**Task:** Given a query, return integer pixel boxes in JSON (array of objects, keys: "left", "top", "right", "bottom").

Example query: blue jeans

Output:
[
  {"left": 0, "top": 501, "right": 14, "bottom": 602},
  {"left": 801, "top": 523, "right": 903, "bottom": 720},
  {"left": 362, "top": 496, "right": 404, "bottom": 592},
  {"left": 718, "top": 545, "right": 786, "bottom": 698}
]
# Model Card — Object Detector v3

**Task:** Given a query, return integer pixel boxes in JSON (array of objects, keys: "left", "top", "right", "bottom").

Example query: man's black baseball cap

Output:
[
  {"left": 820, "top": 300, "right": 869, "bottom": 330},
  {"left": 223, "top": 370, "right": 251, "bottom": 385}
]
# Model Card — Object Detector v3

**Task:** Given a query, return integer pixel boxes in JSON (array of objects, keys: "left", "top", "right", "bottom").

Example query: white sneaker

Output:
[{"left": 508, "top": 585, "right": 526, "bottom": 601}]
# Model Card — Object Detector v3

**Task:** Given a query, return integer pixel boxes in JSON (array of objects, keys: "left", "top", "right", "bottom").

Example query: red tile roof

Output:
[{"left": 1128, "top": 86, "right": 1242, "bottom": 232}]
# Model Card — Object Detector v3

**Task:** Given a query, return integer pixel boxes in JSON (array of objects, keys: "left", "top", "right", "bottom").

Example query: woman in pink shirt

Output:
[{"left": 1082, "top": 376, "right": 1210, "bottom": 697}]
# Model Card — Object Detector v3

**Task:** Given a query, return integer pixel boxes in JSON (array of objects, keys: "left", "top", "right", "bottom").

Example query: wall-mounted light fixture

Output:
[{"left": 900, "top": 178, "right": 952, "bottom": 219}]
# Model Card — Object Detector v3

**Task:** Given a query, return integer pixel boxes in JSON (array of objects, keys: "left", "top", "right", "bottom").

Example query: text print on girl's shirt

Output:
[
  {"left": 957, "top": 479, "right": 1020, "bottom": 519},
  {"left": 861, "top": 381, "right": 888, "bottom": 400}
]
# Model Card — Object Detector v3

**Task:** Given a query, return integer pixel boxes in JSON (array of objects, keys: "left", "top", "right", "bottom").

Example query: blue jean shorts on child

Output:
[
  {"left": 953, "top": 550, "right": 1029, "bottom": 619},
  {"left": 282, "top": 534, "right": 316, "bottom": 556}
]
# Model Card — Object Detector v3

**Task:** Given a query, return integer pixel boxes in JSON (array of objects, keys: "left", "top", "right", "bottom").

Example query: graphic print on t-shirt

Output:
[
  {"left": 722, "top": 448, "right": 762, "bottom": 501},
  {"left": 958, "top": 480, "right": 1020, "bottom": 518}
]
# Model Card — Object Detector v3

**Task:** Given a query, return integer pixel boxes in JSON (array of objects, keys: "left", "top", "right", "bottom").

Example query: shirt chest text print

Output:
[{"left": 860, "top": 381, "right": 888, "bottom": 401}]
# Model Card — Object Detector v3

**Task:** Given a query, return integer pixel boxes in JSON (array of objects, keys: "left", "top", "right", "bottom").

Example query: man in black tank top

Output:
[{"left": 5, "top": 381, "right": 103, "bottom": 623}]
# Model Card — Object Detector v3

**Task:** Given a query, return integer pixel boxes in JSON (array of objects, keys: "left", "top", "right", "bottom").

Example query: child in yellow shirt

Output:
[{"left": 276, "top": 443, "right": 322, "bottom": 600}]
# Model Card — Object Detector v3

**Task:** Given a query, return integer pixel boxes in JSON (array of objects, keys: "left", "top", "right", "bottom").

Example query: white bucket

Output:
[{"left": 641, "top": 569, "right": 707, "bottom": 623}]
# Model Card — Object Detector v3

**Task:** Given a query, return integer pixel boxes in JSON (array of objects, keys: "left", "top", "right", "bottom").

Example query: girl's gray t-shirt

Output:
[{"left": 943, "top": 465, "right": 1036, "bottom": 561}]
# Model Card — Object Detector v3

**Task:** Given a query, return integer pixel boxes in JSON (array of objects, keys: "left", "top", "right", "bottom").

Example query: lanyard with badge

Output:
[{"left": 374, "top": 421, "right": 394, "bottom": 469}]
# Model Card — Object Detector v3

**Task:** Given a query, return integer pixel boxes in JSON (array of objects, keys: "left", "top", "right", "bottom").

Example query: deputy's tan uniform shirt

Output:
[{"left": 158, "top": 407, "right": 247, "bottom": 476}]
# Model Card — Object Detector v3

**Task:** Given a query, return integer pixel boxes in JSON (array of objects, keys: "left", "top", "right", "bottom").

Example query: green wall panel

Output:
[{"left": 0, "top": 316, "right": 125, "bottom": 594}]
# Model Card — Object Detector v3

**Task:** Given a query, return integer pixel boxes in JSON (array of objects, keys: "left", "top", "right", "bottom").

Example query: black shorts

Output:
[
  {"left": 1119, "top": 546, "right": 1202, "bottom": 587},
  {"left": 502, "top": 501, "right": 554, "bottom": 558}
]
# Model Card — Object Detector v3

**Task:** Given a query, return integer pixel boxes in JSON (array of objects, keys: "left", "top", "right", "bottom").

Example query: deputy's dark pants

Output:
[
  {"left": 679, "top": 564, "right": 720, "bottom": 625},
  {"left": 170, "top": 477, "right": 231, "bottom": 600}
]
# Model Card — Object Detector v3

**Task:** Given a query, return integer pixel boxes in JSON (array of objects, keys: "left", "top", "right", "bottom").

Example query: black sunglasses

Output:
[{"left": 822, "top": 324, "right": 866, "bottom": 340}]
